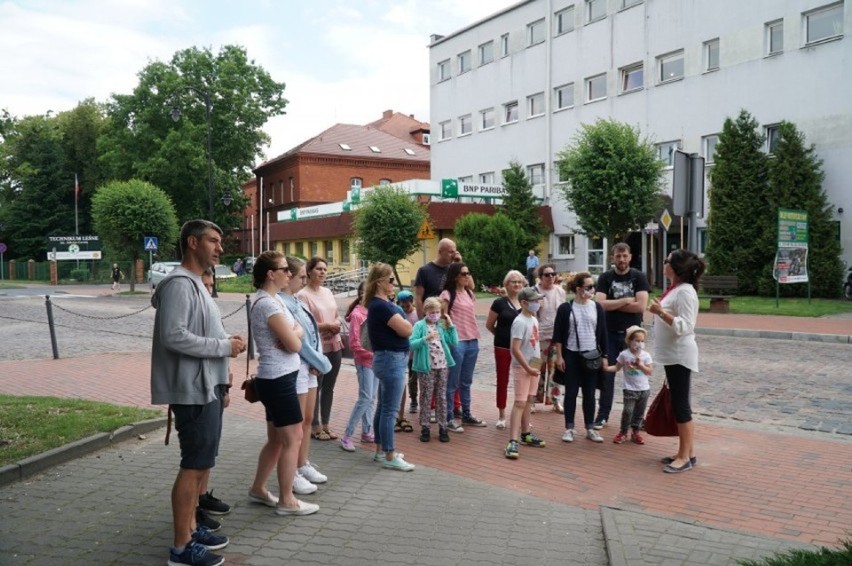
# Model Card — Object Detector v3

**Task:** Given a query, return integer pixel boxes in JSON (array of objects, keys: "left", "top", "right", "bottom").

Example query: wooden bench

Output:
[{"left": 700, "top": 275, "right": 738, "bottom": 313}]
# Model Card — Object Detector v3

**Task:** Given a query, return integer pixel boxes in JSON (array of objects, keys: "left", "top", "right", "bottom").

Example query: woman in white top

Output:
[
  {"left": 247, "top": 251, "right": 318, "bottom": 516},
  {"left": 649, "top": 248, "right": 706, "bottom": 474}
]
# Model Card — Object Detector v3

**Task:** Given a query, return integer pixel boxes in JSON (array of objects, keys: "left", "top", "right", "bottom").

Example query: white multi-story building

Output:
[{"left": 429, "top": 0, "right": 850, "bottom": 279}]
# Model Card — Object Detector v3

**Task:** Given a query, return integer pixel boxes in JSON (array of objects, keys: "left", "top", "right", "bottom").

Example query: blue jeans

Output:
[
  {"left": 446, "top": 339, "right": 479, "bottom": 419},
  {"left": 372, "top": 350, "right": 408, "bottom": 453},
  {"left": 596, "top": 330, "right": 623, "bottom": 423},
  {"left": 345, "top": 364, "right": 377, "bottom": 438}
]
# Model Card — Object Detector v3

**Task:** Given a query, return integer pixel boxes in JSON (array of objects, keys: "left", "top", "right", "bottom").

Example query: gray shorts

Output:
[{"left": 171, "top": 386, "right": 224, "bottom": 470}]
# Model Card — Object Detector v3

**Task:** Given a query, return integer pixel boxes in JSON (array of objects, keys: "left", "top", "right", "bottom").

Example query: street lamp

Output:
[{"left": 169, "top": 87, "right": 214, "bottom": 221}]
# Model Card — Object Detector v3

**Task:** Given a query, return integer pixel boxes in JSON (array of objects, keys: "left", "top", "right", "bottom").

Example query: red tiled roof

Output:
[{"left": 367, "top": 110, "right": 430, "bottom": 143}]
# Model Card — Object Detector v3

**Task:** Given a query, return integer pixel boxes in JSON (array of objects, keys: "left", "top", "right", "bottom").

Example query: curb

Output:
[
  {"left": 695, "top": 327, "right": 851, "bottom": 344},
  {"left": 0, "top": 416, "right": 166, "bottom": 488}
]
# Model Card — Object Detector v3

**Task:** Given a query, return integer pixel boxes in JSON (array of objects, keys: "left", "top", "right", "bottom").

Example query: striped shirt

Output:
[
  {"left": 440, "top": 289, "right": 480, "bottom": 341},
  {"left": 566, "top": 300, "right": 599, "bottom": 352}
]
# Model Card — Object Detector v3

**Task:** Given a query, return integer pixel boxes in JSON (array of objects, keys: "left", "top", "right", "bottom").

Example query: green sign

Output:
[
  {"left": 777, "top": 208, "right": 808, "bottom": 246},
  {"left": 441, "top": 178, "right": 459, "bottom": 198},
  {"left": 774, "top": 208, "right": 809, "bottom": 284}
]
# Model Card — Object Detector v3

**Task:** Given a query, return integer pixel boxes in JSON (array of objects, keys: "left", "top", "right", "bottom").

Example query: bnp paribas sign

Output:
[{"left": 441, "top": 179, "right": 507, "bottom": 199}]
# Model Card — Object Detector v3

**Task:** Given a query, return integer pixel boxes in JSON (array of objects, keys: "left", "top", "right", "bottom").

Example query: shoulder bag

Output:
[
  {"left": 645, "top": 381, "right": 678, "bottom": 436},
  {"left": 571, "top": 301, "right": 602, "bottom": 371}
]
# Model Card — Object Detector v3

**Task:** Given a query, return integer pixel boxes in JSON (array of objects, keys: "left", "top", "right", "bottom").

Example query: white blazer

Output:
[{"left": 652, "top": 284, "right": 699, "bottom": 372}]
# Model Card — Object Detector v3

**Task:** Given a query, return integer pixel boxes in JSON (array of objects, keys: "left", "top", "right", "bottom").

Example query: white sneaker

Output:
[
  {"left": 561, "top": 429, "right": 575, "bottom": 443},
  {"left": 298, "top": 461, "right": 327, "bottom": 484},
  {"left": 382, "top": 454, "right": 415, "bottom": 472},
  {"left": 495, "top": 419, "right": 506, "bottom": 430},
  {"left": 586, "top": 429, "right": 604, "bottom": 443},
  {"left": 292, "top": 472, "right": 317, "bottom": 495}
]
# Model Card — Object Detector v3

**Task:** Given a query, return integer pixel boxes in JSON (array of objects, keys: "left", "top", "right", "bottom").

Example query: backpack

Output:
[{"left": 359, "top": 319, "right": 373, "bottom": 352}]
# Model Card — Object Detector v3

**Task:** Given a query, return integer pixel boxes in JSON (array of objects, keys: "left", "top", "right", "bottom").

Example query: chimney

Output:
[{"left": 383, "top": 109, "right": 393, "bottom": 119}]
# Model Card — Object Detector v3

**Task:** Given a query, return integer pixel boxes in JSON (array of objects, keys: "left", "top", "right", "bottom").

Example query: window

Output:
[
  {"left": 324, "top": 240, "right": 334, "bottom": 263},
  {"left": 439, "top": 120, "right": 452, "bottom": 140},
  {"left": 587, "top": 0, "right": 606, "bottom": 23},
  {"left": 586, "top": 73, "right": 607, "bottom": 102},
  {"left": 480, "top": 108, "right": 495, "bottom": 130},
  {"left": 766, "top": 20, "right": 784, "bottom": 55},
  {"left": 703, "top": 135, "right": 719, "bottom": 163},
  {"left": 350, "top": 177, "right": 362, "bottom": 189},
  {"left": 458, "top": 50, "right": 471, "bottom": 73},
  {"left": 620, "top": 63, "right": 643, "bottom": 93},
  {"left": 527, "top": 92, "right": 545, "bottom": 117},
  {"left": 656, "top": 141, "right": 680, "bottom": 167},
  {"left": 310, "top": 241, "right": 318, "bottom": 257},
  {"left": 504, "top": 101, "right": 519, "bottom": 124},
  {"left": 340, "top": 239, "right": 351, "bottom": 264},
  {"left": 555, "top": 6, "right": 575, "bottom": 34},
  {"left": 479, "top": 172, "right": 495, "bottom": 184},
  {"left": 500, "top": 33, "right": 510, "bottom": 57},
  {"left": 458, "top": 114, "right": 472, "bottom": 136},
  {"left": 528, "top": 19, "right": 545, "bottom": 45},
  {"left": 704, "top": 38, "right": 720, "bottom": 71},
  {"left": 369, "top": 145, "right": 381, "bottom": 153},
  {"left": 555, "top": 83, "right": 574, "bottom": 109},
  {"left": 622, "top": 0, "right": 642, "bottom": 8},
  {"left": 804, "top": 3, "right": 843, "bottom": 45},
  {"left": 765, "top": 124, "right": 781, "bottom": 154},
  {"left": 527, "top": 164, "right": 545, "bottom": 186},
  {"left": 422, "top": 133, "right": 431, "bottom": 145},
  {"left": 404, "top": 148, "right": 416, "bottom": 155},
  {"left": 658, "top": 50, "right": 685, "bottom": 82},
  {"left": 555, "top": 161, "right": 570, "bottom": 183},
  {"left": 437, "top": 59, "right": 450, "bottom": 81},
  {"left": 478, "top": 41, "right": 494, "bottom": 65},
  {"left": 379, "top": 179, "right": 391, "bottom": 185},
  {"left": 289, "top": 177, "right": 295, "bottom": 202},
  {"left": 587, "top": 236, "right": 605, "bottom": 273},
  {"left": 558, "top": 235, "right": 576, "bottom": 256}
]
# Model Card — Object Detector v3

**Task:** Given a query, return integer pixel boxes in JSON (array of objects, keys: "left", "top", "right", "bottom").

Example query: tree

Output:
[
  {"left": 98, "top": 45, "right": 288, "bottom": 229},
  {"left": 353, "top": 185, "right": 426, "bottom": 285},
  {"left": 499, "top": 161, "right": 547, "bottom": 267},
  {"left": 705, "top": 110, "right": 771, "bottom": 294},
  {"left": 91, "top": 180, "right": 179, "bottom": 291},
  {"left": 455, "top": 212, "right": 524, "bottom": 287},
  {"left": 556, "top": 119, "right": 664, "bottom": 244},
  {"left": 761, "top": 121, "right": 843, "bottom": 297}
]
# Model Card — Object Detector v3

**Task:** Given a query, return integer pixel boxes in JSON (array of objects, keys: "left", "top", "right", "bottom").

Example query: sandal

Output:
[
  {"left": 311, "top": 430, "right": 332, "bottom": 441},
  {"left": 398, "top": 418, "right": 414, "bottom": 433},
  {"left": 323, "top": 428, "right": 338, "bottom": 440},
  {"left": 394, "top": 419, "right": 403, "bottom": 433}
]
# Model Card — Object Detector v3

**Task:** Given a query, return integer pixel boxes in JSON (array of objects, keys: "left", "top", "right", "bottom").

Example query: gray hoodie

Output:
[{"left": 150, "top": 266, "right": 230, "bottom": 405}]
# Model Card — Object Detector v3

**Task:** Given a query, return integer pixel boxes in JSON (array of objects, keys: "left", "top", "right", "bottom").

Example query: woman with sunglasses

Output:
[
  {"left": 648, "top": 249, "right": 705, "bottom": 473},
  {"left": 552, "top": 272, "right": 609, "bottom": 444},
  {"left": 485, "top": 270, "right": 526, "bottom": 429},
  {"left": 440, "top": 262, "right": 486, "bottom": 432},
  {"left": 365, "top": 263, "right": 415, "bottom": 471}
]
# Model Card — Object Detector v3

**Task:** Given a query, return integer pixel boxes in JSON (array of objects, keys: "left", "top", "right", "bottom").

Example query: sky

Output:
[{"left": 0, "top": 0, "right": 518, "bottom": 163}]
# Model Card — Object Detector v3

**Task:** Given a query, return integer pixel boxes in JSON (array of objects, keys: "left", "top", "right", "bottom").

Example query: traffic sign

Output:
[
  {"left": 417, "top": 220, "right": 435, "bottom": 240},
  {"left": 660, "top": 209, "right": 672, "bottom": 232},
  {"left": 144, "top": 236, "right": 159, "bottom": 251},
  {"left": 0, "top": 243, "right": 6, "bottom": 254}
]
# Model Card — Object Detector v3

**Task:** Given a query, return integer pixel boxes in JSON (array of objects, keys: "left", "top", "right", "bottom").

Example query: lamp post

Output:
[{"left": 169, "top": 87, "right": 214, "bottom": 221}]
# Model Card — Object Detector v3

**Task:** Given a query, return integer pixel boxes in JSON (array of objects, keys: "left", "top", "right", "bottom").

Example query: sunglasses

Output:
[
  {"left": 459, "top": 271, "right": 472, "bottom": 276},
  {"left": 272, "top": 267, "right": 290, "bottom": 273},
  {"left": 387, "top": 277, "right": 396, "bottom": 284},
  {"left": 581, "top": 285, "right": 595, "bottom": 291},
  {"left": 541, "top": 272, "right": 556, "bottom": 277}
]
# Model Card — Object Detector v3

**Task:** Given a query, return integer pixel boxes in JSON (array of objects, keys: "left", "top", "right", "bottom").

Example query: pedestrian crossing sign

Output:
[{"left": 144, "top": 236, "right": 159, "bottom": 251}]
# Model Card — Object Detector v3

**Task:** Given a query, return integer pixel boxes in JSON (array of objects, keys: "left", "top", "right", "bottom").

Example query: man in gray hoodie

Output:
[{"left": 151, "top": 219, "right": 246, "bottom": 566}]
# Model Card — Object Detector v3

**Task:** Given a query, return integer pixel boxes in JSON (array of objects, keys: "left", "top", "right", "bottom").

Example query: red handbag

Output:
[{"left": 645, "top": 382, "right": 678, "bottom": 436}]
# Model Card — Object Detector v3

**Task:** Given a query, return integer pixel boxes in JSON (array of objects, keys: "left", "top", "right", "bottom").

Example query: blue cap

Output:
[{"left": 396, "top": 290, "right": 414, "bottom": 302}]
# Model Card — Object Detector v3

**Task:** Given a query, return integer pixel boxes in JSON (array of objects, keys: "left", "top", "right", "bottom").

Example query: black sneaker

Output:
[
  {"left": 196, "top": 507, "right": 220, "bottom": 532},
  {"left": 438, "top": 427, "right": 450, "bottom": 442},
  {"left": 461, "top": 415, "right": 487, "bottom": 427},
  {"left": 420, "top": 426, "right": 430, "bottom": 442},
  {"left": 520, "top": 431, "right": 546, "bottom": 448},
  {"left": 168, "top": 540, "right": 223, "bottom": 566},
  {"left": 191, "top": 526, "right": 229, "bottom": 551},
  {"left": 198, "top": 490, "right": 230, "bottom": 515}
]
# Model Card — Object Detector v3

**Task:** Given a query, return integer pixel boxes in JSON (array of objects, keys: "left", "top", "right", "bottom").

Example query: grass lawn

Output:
[
  {"left": 697, "top": 295, "right": 852, "bottom": 317},
  {"left": 0, "top": 395, "right": 163, "bottom": 467},
  {"left": 738, "top": 538, "right": 852, "bottom": 565},
  {"left": 0, "top": 281, "right": 26, "bottom": 289}
]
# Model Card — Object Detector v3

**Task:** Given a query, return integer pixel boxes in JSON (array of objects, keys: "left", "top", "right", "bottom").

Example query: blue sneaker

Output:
[
  {"left": 191, "top": 526, "right": 229, "bottom": 551},
  {"left": 168, "top": 540, "right": 224, "bottom": 566}
]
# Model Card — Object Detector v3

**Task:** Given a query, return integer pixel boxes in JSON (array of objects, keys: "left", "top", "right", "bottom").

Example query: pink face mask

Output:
[{"left": 426, "top": 313, "right": 441, "bottom": 323}]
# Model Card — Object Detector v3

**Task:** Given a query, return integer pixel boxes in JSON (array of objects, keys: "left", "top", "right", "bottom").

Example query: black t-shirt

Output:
[
  {"left": 490, "top": 296, "right": 521, "bottom": 349},
  {"left": 596, "top": 268, "right": 650, "bottom": 332},
  {"left": 414, "top": 261, "right": 448, "bottom": 300},
  {"left": 367, "top": 297, "right": 410, "bottom": 352}
]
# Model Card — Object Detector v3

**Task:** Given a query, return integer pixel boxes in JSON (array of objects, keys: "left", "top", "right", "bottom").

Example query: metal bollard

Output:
[
  {"left": 245, "top": 294, "right": 254, "bottom": 360},
  {"left": 45, "top": 295, "right": 60, "bottom": 359}
]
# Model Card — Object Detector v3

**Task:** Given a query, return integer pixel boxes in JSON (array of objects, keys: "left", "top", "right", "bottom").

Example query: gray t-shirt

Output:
[
  {"left": 250, "top": 290, "right": 301, "bottom": 379},
  {"left": 510, "top": 313, "right": 540, "bottom": 367}
]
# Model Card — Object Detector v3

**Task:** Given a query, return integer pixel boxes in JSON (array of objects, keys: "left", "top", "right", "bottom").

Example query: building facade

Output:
[{"left": 428, "top": 0, "right": 850, "bottom": 279}]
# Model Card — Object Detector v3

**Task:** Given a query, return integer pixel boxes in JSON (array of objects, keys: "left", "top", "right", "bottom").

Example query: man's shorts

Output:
[
  {"left": 256, "top": 370, "right": 303, "bottom": 427},
  {"left": 513, "top": 365, "right": 539, "bottom": 401},
  {"left": 172, "top": 389, "right": 224, "bottom": 470},
  {"left": 296, "top": 363, "right": 319, "bottom": 395}
]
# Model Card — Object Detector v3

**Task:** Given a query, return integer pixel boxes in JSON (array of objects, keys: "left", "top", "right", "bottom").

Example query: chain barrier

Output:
[
  {"left": 50, "top": 301, "right": 153, "bottom": 320},
  {"left": 220, "top": 303, "right": 246, "bottom": 320}
]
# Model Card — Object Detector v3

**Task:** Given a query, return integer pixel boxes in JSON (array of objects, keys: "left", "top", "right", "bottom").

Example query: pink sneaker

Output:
[
  {"left": 612, "top": 432, "right": 628, "bottom": 444},
  {"left": 631, "top": 431, "right": 645, "bottom": 445},
  {"left": 339, "top": 435, "right": 355, "bottom": 452},
  {"left": 360, "top": 432, "right": 374, "bottom": 443}
]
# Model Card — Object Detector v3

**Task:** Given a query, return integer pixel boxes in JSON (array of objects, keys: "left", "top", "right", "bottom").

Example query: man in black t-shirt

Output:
[
  {"left": 414, "top": 238, "right": 459, "bottom": 318},
  {"left": 593, "top": 242, "right": 650, "bottom": 430}
]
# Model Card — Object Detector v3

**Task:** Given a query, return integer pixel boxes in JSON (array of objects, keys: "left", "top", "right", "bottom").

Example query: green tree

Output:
[
  {"left": 499, "top": 161, "right": 547, "bottom": 267},
  {"left": 705, "top": 110, "right": 771, "bottom": 294},
  {"left": 353, "top": 185, "right": 426, "bottom": 285},
  {"left": 556, "top": 119, "right": 664, "bottom": 243},
  {"left": 761, "top": 121, "right": 843, "bottom": 298},
  {"left": 91, "top": 179, "right": 179, "bottom": 291},
  {"left": 455, "top": 213, "right": 524, "bottom": 288},
  {"left": 98, "top": 45, "right": 288, "bottom": 229}
]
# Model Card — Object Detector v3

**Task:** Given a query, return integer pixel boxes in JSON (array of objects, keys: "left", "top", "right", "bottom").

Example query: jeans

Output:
[
  {"left": 619, "top": 389, "right": 650, "bottom": 433},
  {"left": 345, "top": 364, "right": 377, "bottom": 437},
  {"left": 372, "top": 350, "right": 408, "bottom": 453},
  {"left": 445, "top": 339, "right": 479, "bottom": 418},
  {"left": 562, "top": 348, "right": 598, "bottom": 430},
  {"left": 596, "top": 330, "right": 624, "bottom": 423}
]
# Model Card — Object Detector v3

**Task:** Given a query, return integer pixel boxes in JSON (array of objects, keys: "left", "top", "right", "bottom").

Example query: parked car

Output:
[
  {"left": 147, "top": 261, "right": 181, "bottom": 289},
  {"left": 214, "top": 264, "right": 237, "bottom": 280},
  {"left": 243, "top": 256, "right": 255, "bottom": 274}
]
